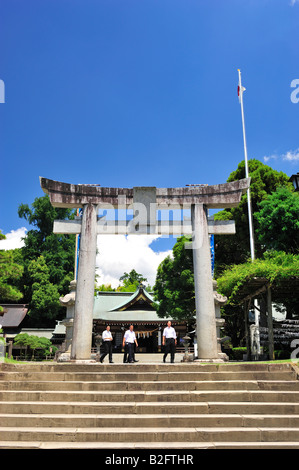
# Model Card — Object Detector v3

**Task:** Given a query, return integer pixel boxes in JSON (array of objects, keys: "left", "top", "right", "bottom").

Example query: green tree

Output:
[
  {"left": 153, "top": 236, "right": 195, "bottom": 321},
  {"left": 14, "top": 332, "right": 57, "bottom": 359},
  {"left": 95, "top": 270, "right": 150, "bottom": 294},
  {"left": 18, "top": 195, "right": 76, "bottom": 326},
  {"left": 118, "top": 269, "right": 148, "bottom": 291},
  {"left": 214, "top": 159, "right": 291, "bottom": 273},
  {"left": 27, "top": 256, "right": 61, "bottom": 327},
  {"left": 216, "top": 251, "right": 299, "bottom": 346},
  {"left": 95, "top": 283, "right": 116, "bottom": 293},
  {"left": 217, "top": 251, "right": 299, "bottom": 305},
  {"left": 255, "top": 186, "right": 299, "bottom": 254},
  {"left": 13, "top": 333, "right": 31, "bottom": 357},
  {"left": 0, "top": 249, "right": 23, "bottom": 303}
]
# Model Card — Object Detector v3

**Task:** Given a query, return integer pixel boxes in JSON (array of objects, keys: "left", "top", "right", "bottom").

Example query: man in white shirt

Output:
[
  {"left": 100, "top": 325, "right": 114, "bottom": 363},
  {"left": 123, "top": 324, "right": 138, "bottom": 363},
  {"left": 162, "top": 320, "right": 177, "bottom": 363}
]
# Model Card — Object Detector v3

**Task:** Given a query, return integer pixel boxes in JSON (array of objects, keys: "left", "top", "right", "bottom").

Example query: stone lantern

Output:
[
  {"left": 182, "top": 335, "right": 192, "bottom": 362},
  {"left": 213, "top": 280, "right": 229, "bottom": 361},
  {"left": 58, "top": 279, "right": 76, "bottom": 361}
]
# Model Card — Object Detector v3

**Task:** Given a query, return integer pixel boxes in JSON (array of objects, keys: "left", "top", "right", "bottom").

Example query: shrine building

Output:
[{"left": 93, "top": 284, "right": 188, "bottom": 353}]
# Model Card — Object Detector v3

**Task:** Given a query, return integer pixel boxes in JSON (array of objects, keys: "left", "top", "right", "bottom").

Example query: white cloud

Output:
[
  {"left": 290, "top": 0, "right": 299, "bottom": 6},
  {"left": 0, "top": 227, "right": 27, "bottom": 250},
  {"left": 95, "top": 235, "right": 172, "bottom": 288},
  {"left": 0, "top": 228, "right": 172, "bottom": 289},
  {"left": 263, "top": 154, "right": 277, "bottom": 163},
  {"left": 263, "top": 148, "right": 299, "bottom": 163},
  {"left": 282, "top": 148, "right": 299, "bottom": 162}
]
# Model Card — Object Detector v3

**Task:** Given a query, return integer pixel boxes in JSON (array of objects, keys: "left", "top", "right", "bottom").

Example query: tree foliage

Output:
[
  {"left": 0, "top": 249, "right": 23, "bottom": 303},
  {"left": 18, "top": 195, "right": 76, "bottom": 291},
  {"left": 255, "top": 186, "right": 299, "bottom": 254},
  {"left": 216, "top": 251, "right": 299, "bottom": 306},
  {"left": 18, "top": 195, "right": 76, "bottom": 326},
  {"left": 118, "top": 269, "right": 148, "bottom": 291},
  {"left": 153, "top": 236, "right": 195, "bottom": 321},
  {"left": 214, "top": 159, "right": 291, "bottom": 272},
  {"left": 96, "top": 269, "right": 149, "bottom": 293},
  {"left": 27, "top": 256, "right": 61, "bottom": 326},
  {"left": 14, "top": 332, "right": 57, "bottom": 359},
  {"left": 215, "top": 251, "right": 299, "bottom": 347}
]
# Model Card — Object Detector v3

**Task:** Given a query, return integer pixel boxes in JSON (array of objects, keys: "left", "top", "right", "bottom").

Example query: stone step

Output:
[
  {"left": 1, "top": 362, "right": 295, "bottom": 373},
  {"left": 1, "top": 440, "right": 299, "bottom": 449},
  {"left": 0, "top": 371, "right": 296, "bottom": 384},
  {"left": 0, "top": 362, "right": 298, "bottom": 449},
  {"left": 1, "top": 426, "right": 299, "bottom": 442},
  {"left": 1, "top": 400, "right": 299, "bottom": 415},
  {"left": 0, "top": 413, "right": 299, "bottom": 428},
  {"left": 1, "top": 379, "right": 299, "bottom": 392},
  {"left": 1, "top": 389, "right": 299, "bottom": 402}
]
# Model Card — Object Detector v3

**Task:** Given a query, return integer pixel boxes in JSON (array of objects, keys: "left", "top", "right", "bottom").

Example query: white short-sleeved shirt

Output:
[
  {"left": 163, "top": 326, "right": 177, "bottom": 339},
  {"left": 102, "top": 330, "right": 112, "bottom": 341},
  {"left": 124, "top": 330, "right": 136, "bottom": 343}
]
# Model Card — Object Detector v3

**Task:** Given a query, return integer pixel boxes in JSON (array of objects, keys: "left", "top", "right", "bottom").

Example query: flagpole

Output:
[
  {"left": 238, "top": 69, "right": 260, "bottom": 359},
  {"left": 238, "top": 69, "right": 255, "bottom": 261}
]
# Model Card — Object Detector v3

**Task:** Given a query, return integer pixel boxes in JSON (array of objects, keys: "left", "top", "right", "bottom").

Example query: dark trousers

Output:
[
  {"left": 123, "top": 342, "right": 134, "bottom": 363},
  {"left": 163, "top": 338, "right": 176, "bottom": 362},
  {"left": 100, "top": 341, "right": 113, "bottom": 362}
]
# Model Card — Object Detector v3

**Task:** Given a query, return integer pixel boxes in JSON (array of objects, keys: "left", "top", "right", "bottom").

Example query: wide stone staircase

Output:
[{"left": 0, "top": 361, "right": 299, "bottom": 449}]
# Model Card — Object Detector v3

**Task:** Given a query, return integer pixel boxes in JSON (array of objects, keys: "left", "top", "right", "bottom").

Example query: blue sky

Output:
[{"left": 0, "top": 0, "right": 299, "bottom": 285}]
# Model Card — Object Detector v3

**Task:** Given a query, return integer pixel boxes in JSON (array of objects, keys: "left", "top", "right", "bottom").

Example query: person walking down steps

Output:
[
  {"left": 100, "top": 325, "right": 114, "bottom": 363},
  {"left": 162, "top": 321, "right": 177, "bottom": 363}
]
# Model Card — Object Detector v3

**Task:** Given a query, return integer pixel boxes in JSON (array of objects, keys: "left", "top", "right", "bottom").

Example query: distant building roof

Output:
[
  {"left": 0, "top": 304, "right": 28, "bottom": 328},
  {"left": 93, "top": 284, "right": 175, "bottom": 325}
]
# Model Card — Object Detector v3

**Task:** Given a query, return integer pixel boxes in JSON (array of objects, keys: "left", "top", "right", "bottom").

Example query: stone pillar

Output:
[
  {"left": 213, "top": 280, "right": 229, "bottom": 361},
  {"left": 191, "top": 204, "right": 218, "bottom": 359},
  {"left": 8, "top": 340, "right": 13, "bottom": 359},
  {"left": 71, "top": 202, "right": 98, "bottom": 361},
  {"left": 58, "top": 280, "right": 76, "bottom": 361},
  {"left": 267, "top": 285, "right": 275, "bottom": 361}
]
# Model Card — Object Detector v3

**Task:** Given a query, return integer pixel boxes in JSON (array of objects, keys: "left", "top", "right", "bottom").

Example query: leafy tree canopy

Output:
[
  {"left": 0, "top": 249, "right": 23, "bottom": 303},
  {"left": 14, "top": 332, "right": 57, "bottom": 358},
  {"left": 214, "top": 159, "right": 291, "bottom": 271},
  {"left": 18, "top": 195, "right": 75, "bottom": 238},
  {"left": 96, "top": 269, "right": 150, "bottom": 293},
  {"left": 27, "top": 255, "right": 61, "bottom": 326},
  {"left": 118, "top": 269, "right": 148, "bottom": 291},
  {"left": 255, "top": 186, "right": 299, "bottom": 254},
  {"left": 153, "top": 236, "right": 195, "bottom": 321},
  {"left": 17, "top": 194, "right": 76, "bottom": 327},
  {"left": 18, "top": 195, "right": 76, "bottom": 291},
  {"left": 216, "top": 251, "right": 299, "bottom": 306}
]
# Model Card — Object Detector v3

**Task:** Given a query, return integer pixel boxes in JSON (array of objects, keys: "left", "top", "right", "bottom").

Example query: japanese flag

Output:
[{"left": 238, "top": 85, "right": 246, "bottom": 103}]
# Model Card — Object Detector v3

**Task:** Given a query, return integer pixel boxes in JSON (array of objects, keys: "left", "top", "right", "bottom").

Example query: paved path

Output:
[{"left": 98, "top": 353, "right": 185, "bottom": 364}]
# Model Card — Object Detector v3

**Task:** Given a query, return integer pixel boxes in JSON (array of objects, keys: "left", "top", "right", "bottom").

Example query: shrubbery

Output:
[{"left": 13, "top": 333, "right": 57, "bottom": 360}]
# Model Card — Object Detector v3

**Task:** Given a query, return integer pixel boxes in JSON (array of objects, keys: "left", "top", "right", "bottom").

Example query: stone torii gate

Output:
[{"left": 40, "top": 177, "right": 250, "bottom": 362}]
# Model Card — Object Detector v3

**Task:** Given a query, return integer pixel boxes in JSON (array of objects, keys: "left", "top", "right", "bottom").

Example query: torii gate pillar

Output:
[
  {"left": 191, "top": 204, "right": 218, "bottom": 359},
  {"left": 71, "top": 202, "right": 98, "bottom": 360}
]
